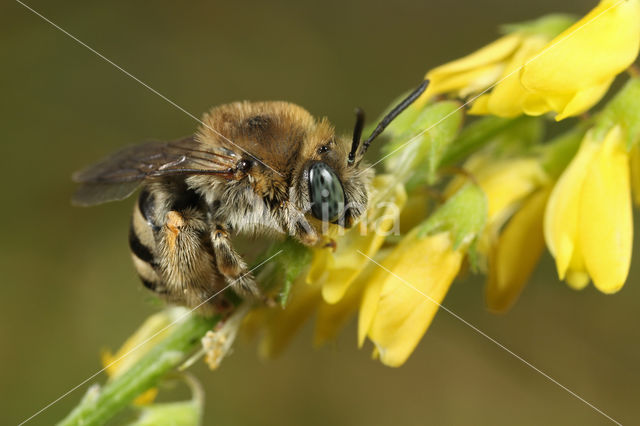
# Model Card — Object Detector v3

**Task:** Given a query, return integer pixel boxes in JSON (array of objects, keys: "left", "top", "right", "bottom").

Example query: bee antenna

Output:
[
  {"left": 357, "top": 79, "right": 429, "bottom": 160},
  {"left": 348, "top": 108, "right": 365, "bottom": 165}
]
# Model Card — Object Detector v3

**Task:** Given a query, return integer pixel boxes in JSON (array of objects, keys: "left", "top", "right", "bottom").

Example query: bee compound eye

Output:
[{"left": 308, "top": 162, "right": 345, "bottom": 223}]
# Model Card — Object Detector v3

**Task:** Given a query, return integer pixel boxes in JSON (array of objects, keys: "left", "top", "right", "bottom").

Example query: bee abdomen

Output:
[
  {"left": 129, "top": 190, "right": 167, "bottom": 294},
  {"left": 128, "top": 227, "right": 155, "bottom": 265}
]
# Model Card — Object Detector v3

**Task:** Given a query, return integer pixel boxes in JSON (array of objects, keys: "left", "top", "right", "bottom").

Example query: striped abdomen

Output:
[{"left": 129, "top": 188, "right": 166, "bottom": 294}]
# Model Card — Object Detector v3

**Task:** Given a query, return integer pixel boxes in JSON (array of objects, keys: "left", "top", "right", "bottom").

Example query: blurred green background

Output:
[{"left": 2, "top": 0, "right": 639, "bottom": 424}]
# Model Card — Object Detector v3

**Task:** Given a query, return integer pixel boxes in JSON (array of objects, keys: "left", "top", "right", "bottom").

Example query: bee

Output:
[{"left": 73, "top": 81, "right": 428, "bottom": 314}]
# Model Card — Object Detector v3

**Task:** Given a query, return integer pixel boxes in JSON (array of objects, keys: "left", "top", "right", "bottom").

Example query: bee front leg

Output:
[
  {"left": 211, "top": 225, "right": 260, "bottom": 298},
  {"left": 280, "top": 201, "right": 318, "bottom": 246}
]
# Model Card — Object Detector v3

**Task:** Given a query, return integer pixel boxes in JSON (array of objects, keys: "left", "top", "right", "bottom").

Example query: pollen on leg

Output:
[
  {"left": 166, "top": 211, "right": 185, "bottom": 234},
  {"left": 165, "top": 211, "right": 185, "bottom": 251}
]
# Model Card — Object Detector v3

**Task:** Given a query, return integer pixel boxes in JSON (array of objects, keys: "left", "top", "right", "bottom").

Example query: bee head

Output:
[{"left": 301, "top": 81, "right": 428, "bottom": 229}]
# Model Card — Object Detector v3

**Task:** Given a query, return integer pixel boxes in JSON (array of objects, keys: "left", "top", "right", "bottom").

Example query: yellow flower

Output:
[
  {"left": 544, "top": 126, "right": 633, "bottom": 292},
  {"left": 453, "top": 155, "right": 548, "bottom": 228},
  {"left": 358, "top": 230, "right": 463, "bottom": 367},
  {"left": 520, "top": 0, "right": 640, "bottom": 120},
  {"left": 314, "top": 259, "right": 378, "bottom": 346},
  {"left": 631, "top": 144, "right": 640, "bottom": 206},
  {"left": 450, "top": 154, "right": 550, "bottom": 311},
  {"left": 308, "top": 175, "right": 407, "bottom": 304},
  {"left": 473, "top": 0, "right": 640, "bottom": 120},
  {"left": 257, "top": 274, "right": 323, "bottom": 358},
  {"left": 469, "top": 34, "right": 549, "bottom": 118},
  {"left": 417, "top": 15, "right": 573, "bottom": 112},
  {"left": 486, "top": 188, "right": 550, "bottom": 312},
  {"left": 419, "top": 33, "right": 523, "bottom": 102},
  {"left": 422, "top": 1, "right": 640, "bottom": 120}
]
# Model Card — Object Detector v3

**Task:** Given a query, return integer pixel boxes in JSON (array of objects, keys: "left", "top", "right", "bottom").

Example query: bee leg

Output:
[
  {"left": 156, "top": 209, "right": 230, "bottom": 314},
  {"left": 211, "top": 225, "right": 261, "bottom": 298},
  {"left": 323, "top": 238, "right": 337, "bottom": 252},
  {"left": 280, "top": 201, "right": 318, "bottom": 246}
]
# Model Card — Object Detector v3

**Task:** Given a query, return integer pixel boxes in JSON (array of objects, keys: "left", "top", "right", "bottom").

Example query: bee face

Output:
[{"left": 297, "top": 137, "right": 370, "bottom": 228}]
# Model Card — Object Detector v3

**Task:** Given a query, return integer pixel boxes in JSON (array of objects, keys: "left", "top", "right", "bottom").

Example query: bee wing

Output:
[{"left": 72, "top": 136, "right": 239, "bottom": 206}]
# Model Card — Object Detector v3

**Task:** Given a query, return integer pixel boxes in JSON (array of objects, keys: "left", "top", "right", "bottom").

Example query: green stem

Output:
[{"left": 58, "top": 314, "right": 219, "bottom": 426}]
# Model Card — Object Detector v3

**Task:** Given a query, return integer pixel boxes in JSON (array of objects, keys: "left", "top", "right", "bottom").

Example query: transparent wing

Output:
[{"left": 72, "top": 136, "right": 239, "bottom": 206}]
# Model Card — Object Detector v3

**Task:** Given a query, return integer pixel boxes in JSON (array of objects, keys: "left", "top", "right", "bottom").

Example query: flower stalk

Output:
[{"left": 58, "top": 313, "right": 219, "bottom": 426}]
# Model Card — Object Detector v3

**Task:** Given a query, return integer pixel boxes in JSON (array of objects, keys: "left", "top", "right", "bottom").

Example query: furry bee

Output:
[{"left": 73, "top": 81, "right": 428, "bottom": 314}]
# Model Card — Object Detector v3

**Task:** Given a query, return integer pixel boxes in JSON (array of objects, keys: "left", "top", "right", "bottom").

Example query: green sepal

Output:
[
  {"left": 440, "top": 115, "right": 537, "bottom": 168},
  {"left": 129, "top": 401, "right": 201, "bottom": 426},
  {"left": 500, "top": 14, "right": 576, "bottom": 39},
  {"left": 593, "top": 77, "right": 640, "bottom": 149},
  {"left": 540, "top": 124, "right": 588, "bottom": 179},
  {"left": 488, "top": 115, "right": 544, "bottom": 156},
  {"left": 257, "top": 238, "right": 312, "bottom": 308},
  {"left": 418, "top": 183, "right": 487, "bottom": 250},
  {"left": 382, "top": 100, "right": 463, "bottom": 182},
  {"left": 128, "top": 374, "right": 203, "bottom": 426},
  {"left": 466, "top": 239, "right": 483, "bottom": 274}
]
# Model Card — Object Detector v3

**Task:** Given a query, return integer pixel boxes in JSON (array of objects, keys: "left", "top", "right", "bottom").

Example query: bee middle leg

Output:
[
  {"left": 155, "top": 209, "right": 230, "bottom": 315},
  {"left": 211, "top": 225, "right": 260, "bottom": 298}
]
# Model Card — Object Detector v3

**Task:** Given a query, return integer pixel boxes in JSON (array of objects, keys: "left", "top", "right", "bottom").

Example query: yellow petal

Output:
[
  {"left": 366, "top": 232, "right": 463, "bottom": 367},
  {"left": 564, "top": 244, "right": 590, "bottom": 290},
  {"left": 521, "top": 92, "right": 552, "bottom": 116},
  {"left": 259, "top": 277, "right": 322, "bottom": 358},
  {"left": 321, "top": 180, "right": 406, "bottom": 304},
  {"left": 479, "top": 35, "right": 549, "bottom": 117},
  {"left": 428, "top": 34, "right": 521, "bottom": 79},
  {"left": 566, "top": 270, "right": 590, "bottom": 290},
  {"left": 579, "top": 126, "right": 633, "bottom": 293},
  {"left": 428, "top": 63, "right": 505, "bottom": 98},
  {"left": 474, "top": 158, "right": 548, "bottom": 228},
  {"left": 521, "top": 0, "right": 640, "bottom": 115},
  {"left": 417, "top": 34, "right": 521, "bottom": 106},
  {"left": 544, "top": 131, "right": 600, "bottom": 278},
  {"left": 321, "top": 264, "right": 362, "bottom": 304},
  {"left": 314, "top": 261, "right": 375, "bottom": 346},
  {"left": 358, "top": 246, "right": 405, "bottom": 347},
  {"left": 457, "top": 64, "right": 506, "bottom": 98},
  {"left": 306, "top": 248, "right": 331, "bottom": 284},
  {"left": 486, "top": 188, "right": 550, "bottom": 312},
  {"left": 554, "top": 77, "right": 614, "bottom": 120},
  {"left": 629, "top": 144, "right": 640, "bottom": 206},
  {"left": 468, "top": 94, "right": 491, "bottom": 115}
]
